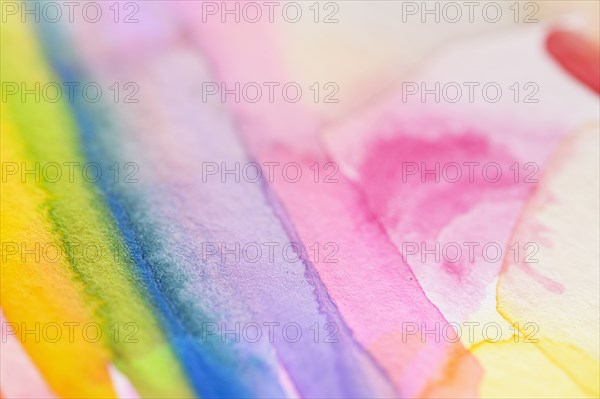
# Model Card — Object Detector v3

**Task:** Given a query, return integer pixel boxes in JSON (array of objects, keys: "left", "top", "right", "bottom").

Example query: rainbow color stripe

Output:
[{"left": 1, "top": 1, "right": 599, "bottom": 398}]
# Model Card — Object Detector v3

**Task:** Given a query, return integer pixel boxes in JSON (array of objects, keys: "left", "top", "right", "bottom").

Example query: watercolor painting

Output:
[{"left": 1, "top": 1, "right": 598, "bottom": 398}]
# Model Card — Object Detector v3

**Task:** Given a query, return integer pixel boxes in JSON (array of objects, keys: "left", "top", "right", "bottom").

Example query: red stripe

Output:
[{"left": 546, "top": 29, "right": 600, "bottom": 94}]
